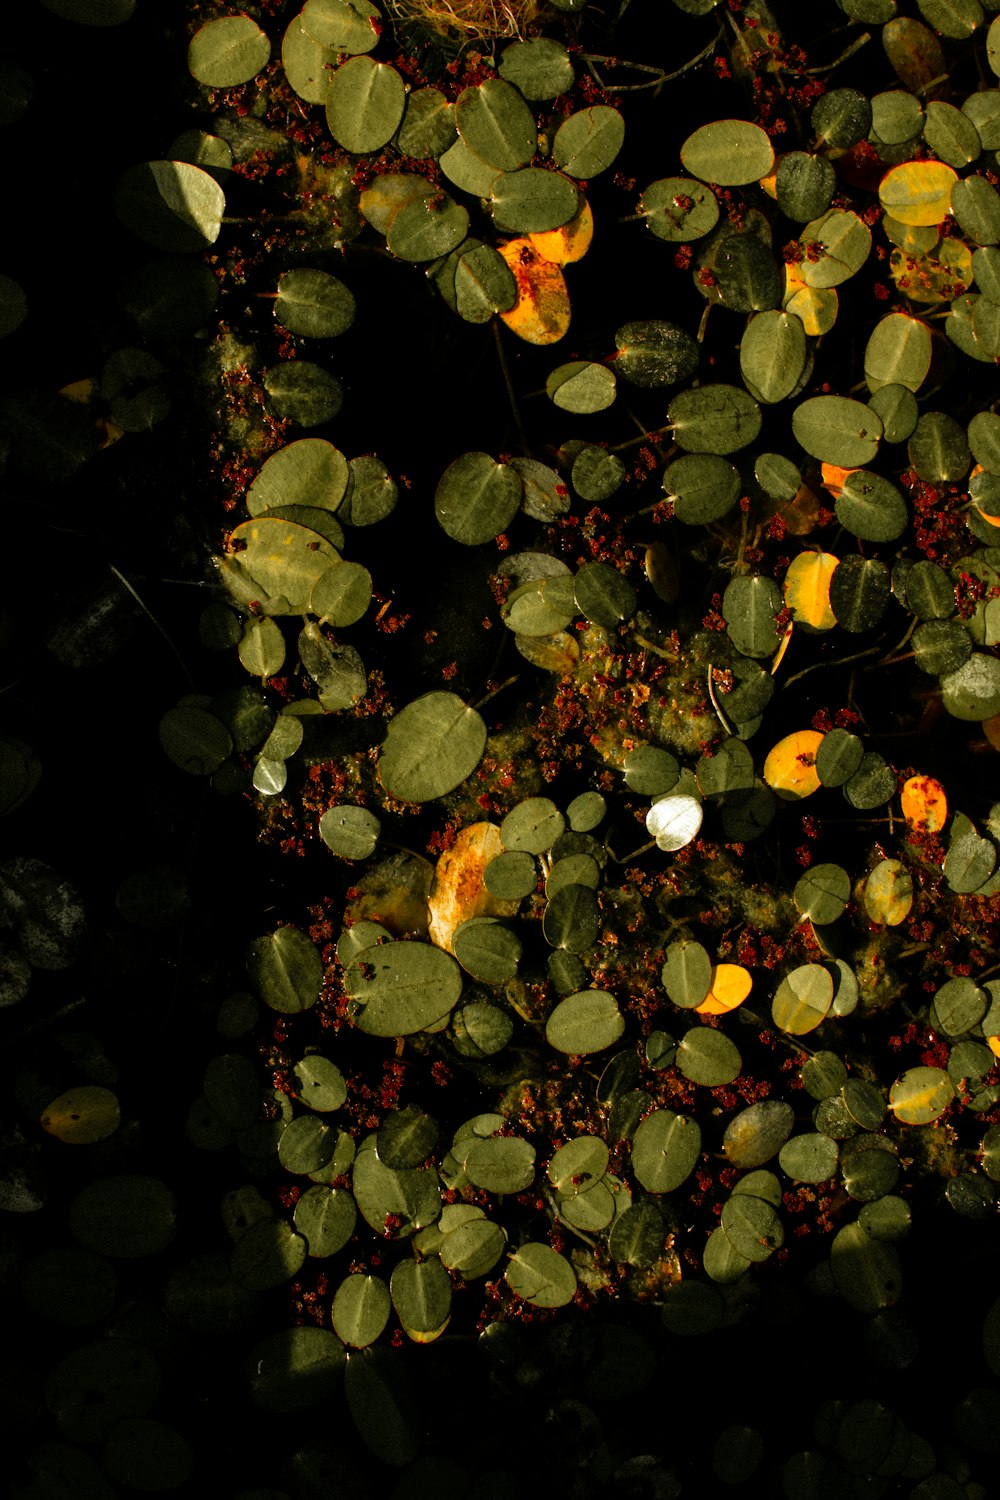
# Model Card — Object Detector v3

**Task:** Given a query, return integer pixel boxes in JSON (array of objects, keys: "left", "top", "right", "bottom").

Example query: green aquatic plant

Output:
[{"left": 10, "top": 0, "right": 1000, "bottom": 1493}]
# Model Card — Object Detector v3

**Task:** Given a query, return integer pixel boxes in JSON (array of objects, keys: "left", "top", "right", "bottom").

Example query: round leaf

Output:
[
  {"left": 545, "top": 989, "right": 624, "bottom": 1054},
  {"left": 188, "top": 17, "right": 270, "bottom": 87},
  {"left": 680, "top": 119, "right": 775, "bottom": 186},
  {"left": 378, "top": 692, "right": 486, "bottom": 803}
]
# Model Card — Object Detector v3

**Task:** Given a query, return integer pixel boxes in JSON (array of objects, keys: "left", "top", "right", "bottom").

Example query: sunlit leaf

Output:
[
  {"left": 879, "top": 160, "right": 957, "bottom": 225},
  {"left": 783, "top": 551, "right": 838, "bottom": 631},
  {"left": 762, "top": 730, "right": 824, "bottom": 799}
]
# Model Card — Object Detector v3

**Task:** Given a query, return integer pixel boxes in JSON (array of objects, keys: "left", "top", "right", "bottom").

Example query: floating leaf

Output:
[
  {"left": 390, "top": 1258, "right": 451, "bottom": 1343},
  {"left": 762, "top": 729, "right": 823, "bottom": 799},
  {"left": 41, "top": 1087, "right": 120, "bottom": 1145},
  {"left": 863, "top": 859, "right": 913, "bottom": 925},
  {"left": 772, "top": 963, "right": 834, "bottom": 1034},
  {"left": 889, "top": 1066, "right": 955, "bottom": 1123},
  {"left": 546, "top": 989, "right": 624, "bottom": 1054},
  {"left": 615, "top": 320, "right": 699, "bottom": 389},
  {"left": 631, "top": 1110, "right": 702, "bottom": 1192},
  {"left": 456, "top": 78, "right": 535, "bottom": 171},
  {"left": 723, "top": 1101, "right": 794, "bottom": 1168},
  {"left": 333, "top": 1273, "right": 390, "bottom": 1348},
  {"left": 646, "top": 794, "right": 703, "bottom": 851},
  {"left": 302, "top": 0, "right": 382, "bottom": 53},
  {"left": 879, "top": 159, "right": 958, "bottom": 226},
  {"left": 506, "top": 1243, "right": 576, "bottom": 1307},
  {"left": 499, "top": 37, "right": 574, "bottom": 99},
  {"left": 114, "top": 161, "right": 224, "bottom": 253},
  {"left": 530, "top": 195, "right": 593, "bottom": 263},
  {"left": 680, "top": 119, "right": 775, "bottom": 186},
  {"left": 326, "top": 57, "right": 405, "bottom": 153},
  {"left": 783, "top": 551, "right": 837, "bottom": 631},
  {"left": 546, "top": 361, "right": 616, "bottom": 413},
  {"left": 275, "top": 269, "right": 355, "bottom": 338},
  {"left": 676, "top": 1028, "right": 741, "bottom": 1086},
  {"left": 497, "top": 240, "right": 571, "bottom": 343},
  {"left": 346, "top": 941, "right": 462, "bottom": 1036},
  {"left": 739, "top": 310, "right": 807, "bottom": 404},
  {"left": 664, "top": 453, "right": 740, "bottom": 524},
  {"left": 696, "top": 964, "right": 752, "bottom": 1015},
  {"left": 793, "top": 396, "right": 882, "bottom": 466},
  {"left": 188, "top": 16, "right": 270, "bottom": 87},
  {"left": 552, "top": 107, "right": 625, "bottom": 178},
  {"left": 794, "top": 864, "right": 851, "bottom": 925},
  {"left": 900, "top": 774, "right": 947, "bottom": 830},
  {"left": 640, "top": 176, "right": 720, "bottom": 242},
  {"left": 378, "top": 692, "right": 486, "bottom": 803}
]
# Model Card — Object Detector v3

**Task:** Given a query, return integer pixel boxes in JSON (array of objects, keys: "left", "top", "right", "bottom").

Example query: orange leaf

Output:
[
  {"left": 783, "top": 551, "right": 838, "bottom": 632},
  {"left": 530, "top": 195, "right": 593, "bottom": 265},
  {"left": 427, "top": 822, "right": 520, "bottom": 952},
  {"left": 819, "top": 463, "right": 856, "bottom": 500},
  {"left": 900, "top": 774, "right": 947, "bottom": 832},
  {"left": 696, "top": 963, "right": 753, "bottom": 1015},
  {"left": 762, "top": 729, "right": 824, "bottom": 799},
  {"left": 498, "top": 240, "right": 571, "bottom": 345}
]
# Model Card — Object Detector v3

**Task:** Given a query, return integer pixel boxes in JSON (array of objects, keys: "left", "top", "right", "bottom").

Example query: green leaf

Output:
[
  {"left": 793, "top": 395, "right": 882, "bottom": 466},
  {"left": 941, "top": 652, "right": 1000, "bottom": 719},
  {"left": 346, "top": 940, "right": 462, "bottom": 1036},
  {"left": 676, "top": 1028, "right": 742, "bottom": 1086},
  {"left": 344, "top": 1347, "right": 418, "bottom": 1466},
  {"left": 662, "top": 939, "right": 711, "bottom": 1007},
  {"left": 696, "top": 738, "right": 754, "bottom": 797},
  {"left": 499, "top": 38, "right": 575, "bottom": 100},
  {"left": 501, "top": 796, "right": 565, "bottom": 852},
  {"left": 615, "top": 319, "right": 699, "bottom": 388},
  {"left": 797, "top": 209, "right": 871, "bottom": 287},
  {"left": 319, "top": 804, "right": 380, "bottom": 860},
  {"left": 952, "top": 174, "right": 1000, "bottom": 245},
  {"left": 311, "top": 561, "right": 373, "bottom": 627},
  {"left": 333, "top": 1273, "right": 390, "bottom": 1348},
  {"left": 831, "top": 1222, "right": 902, "bottom": 1312},
  {"left": 159, "top": 704, "right": 232, "bottom": 775},
  {"left": 275, "top": 269, "right": 356, "bottom": 338},
  {"left": 548, "top": 1135, "right": 609, "bottom": 1196},
  {"left": 669, "top": 383, "right": 762, "bottom": 454},
  {"left": 390, "top": 1257, "right": 451, "bottom": 1343},
  {"left": 506, "top": 1243, "right": 576, "bottom": 1307},
  {"left": 772, "top": 964, "right": 834, "bottom": 1034},
  {"left": 908, "top": 410, "right": 971, "bottom": 482},
  {"left": 298, "top": 624, "right": 366, "bottom": 709},
  {"left": 439, "top": 137, "right": 499, "bottom": 197},
  {"left": 546, "top": 361, "right": 616, "bottom": 413},
  {"left": 188, "top": 16, "right": 270, "bottom": 87},
  {"left": 721, "top": 1194, "right": 784, "bottom": 1261},
  {"left": 70, "top": 1175, "right": 176, "bottom": 1259},
  {"left": 434, "top": 452, "right": 521, "bottom": 544},
  {"left": 464, "top": 1135, "right": 536, "bottom": 1193},
  {"left": 238, "top": 617, "right": 285, "bottom": 679},
  {"left": 545, "top": 989, "right": 624, "bottom": 1054},
  {"left": 264, "top": 362, "right": 344, "bottom": 430},
  {"left": 574, "top": 560, "right": 636, "bottom": 627},
  {"left": 944, "top": 828, "right": 996, "bottom": 891},
  {"left": 631, "top": 1109, "right": 702, "bottom": 1192},
  {"left": 723, "top": 1101, "right": 795, "bottom": 1168},
  {"left": 341, "top": 454, "right": 398, "bottom": 526},
  {"left": 325, "top": 57, "right": 405, "bottom": 153},
  {"left": 301, "top": 0, "right": 381, "bottom": 53},
  {"left": 282, "top": 17, "right": 340, "bottom": 104},
  {"left": 835, "top": 470, "right": 908, "bottom": 543},
  {"left": 396, "top": 87, "right": 456, "bottom": 157},
  {"left": 455, "top": 78, "right": 536, "bottom": 170},
  {"left": 246, "top": 1326, "right": 346, "bottom": 1411},
  {"left": 779, "top": 1132, "right": 839, "bottom": 1183},
  {"left": 293, "top": 1055, "right": 347, "bottom": 1112},
  {"left": 452, "top": 242, "right": 517, "bottom": 322},
  {"left": 775, "top": 152, "right": 836, "bottom": 221},
  {"left": 794, "top": 864, "right": 851, "bottom": 924},
  {"left": 377, "top": 691, "right": 486, "bottom": 802},
  {"left": 680, "top": 118, "right": 775, "bottom": 186},
  {"left": 864, "top": 313, "right": 932, "bottom": 393},
  {"left": 812, "top": 88, "right": 872, "bottom": 148},
  {"left": 0, "top": 274, "right": 26, "bottom": 337},
  {"left": 452, "top": 917, "right": 522, "bottom": 983},
  {"left": 387, "top": 195, "right": 470, "bottom": 261},
  {"left": 489, "top": 168, "right": 579, "bottom": 233},
  {"left": 571, "top": 445, "right": 626, "bottom": 500},
  {"left": 552, "top": 107, "right": 625, "bottom": 178},
  {"left": 723, "top": 574, "right": 782, "bottom": 658},
  {"left": 247, "top": 439, "right": 350, "bottom": 516},
  {"left": 739, "top": 311, "right": 807, "bottom": 404},
  {"left": 639, "top": 176, "right": 719, "bottom": 242},
  {"left": 829, "top": 555, "right": 891, "bottom": 632},
  {"left": 440, "top": 1217, "right": 506, "bottom": 1276},
  {"left": 247, "top": 925, "right": 324, "bottom": 1014},
  {"left": 114, "top": 161, "right": 224, "bottom": 252},
  {"left": 664, "top": 453, "right": 740, "bottom": 523}
]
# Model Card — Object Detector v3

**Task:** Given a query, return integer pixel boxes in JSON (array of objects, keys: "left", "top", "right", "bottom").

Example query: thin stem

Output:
[
  {"left": 493, "top": 319, "right": 529, "bottom": 457},
  {"left": 779, "top": 644, "right": 882, "bottom": 690},
  {"left": 470, "top": 674, "right": 519, "bottom": 711},
  {"left": 108, "top": 563, "right": 196, "bottom": 689}
]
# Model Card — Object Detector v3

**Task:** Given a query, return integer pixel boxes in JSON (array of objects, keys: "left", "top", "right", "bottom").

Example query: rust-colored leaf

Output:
[
  {"left": 427, "top": 822, "right": 520, "bottom": 952},
  {"left": 498, "top": 239, "right": 571, "bottom": 345}
]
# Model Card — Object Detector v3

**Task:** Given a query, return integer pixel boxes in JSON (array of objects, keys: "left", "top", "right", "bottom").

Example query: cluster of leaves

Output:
[{"left": 15, "top": 0, "right": 1000, "bottom": 1494}]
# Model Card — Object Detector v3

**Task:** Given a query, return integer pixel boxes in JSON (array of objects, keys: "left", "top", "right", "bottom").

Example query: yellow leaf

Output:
[
  {"left": 900, "top": 774, "right": 947, "bottom": 832},
  {"left": 863, "top": 858, "right": 913, "bottom": 926},
  {"left": 696, "top": 963, "right": 753, "bottom": 1014},
  {"left": 783, "top": 270, "right": 838, "bottom": 335},
  {"left": 889, "top": 238, "right": 973, "bottom": 304},
  {"left": 783, "top": 551, "right": 838, "bottom": 632},
  {"left": 889, "top": 1066, "right": 955, "bottom": 1124},
  {"left": 530, "top": 196, "right": 593, "bottom": 265},
  {"left": 762, "top": 729, "right": 824, "bottom": 799},
  {"left": 40, "top": 1086, "right": 121, "bottom": 1144},
  {"left": 879, "top": 160, "right": 958, "bottom": 227},
  {"left": 498, "top": 240, "right": 571, "bottom": 345}
]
